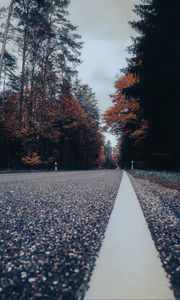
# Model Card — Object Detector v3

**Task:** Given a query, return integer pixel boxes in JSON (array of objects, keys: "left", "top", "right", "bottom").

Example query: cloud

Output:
[
  {"left": 69, "top": 0, "right": 138, "bottom": 40},
  {"left": 90, "top": 67, "right": 113, "bottom": 85},
  {"left": 0, "top": 0, "right": 10, "bottom": 7}
]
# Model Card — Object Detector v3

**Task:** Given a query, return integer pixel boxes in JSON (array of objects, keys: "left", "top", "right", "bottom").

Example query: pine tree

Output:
[
  {"left": 126, "top": 0, "right": 180, "bottom": 169},
  {"left": 73, "top": 79, "right": 99, "bottom": 122}
]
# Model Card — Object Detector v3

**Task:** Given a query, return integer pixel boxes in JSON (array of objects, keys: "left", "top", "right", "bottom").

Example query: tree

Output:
[
  {"left": 0, "top": 92, "right": 22, "bottom": 169},
  {"left": 0, "top": 87, "right": 102, "bottom": 170},
  {"left": 98, "top": 145, "right": 105, "bottom": 168},
  {"left": 104, "top": 140, "right": 116, "bottom": 169},
  {"left": 53, "top": 93, "right": 101, "bottom": 169},
  {"left": 73, "top": 79, "right": 100, "bottom": 123},
  {"left": 103, "top": 73, "right": 148, "bottom": 168},
  {"left": 126, "top": 0, "right": 180, "bottom": 169},
  {"left": 1, "top": 0, "right": 82, "bottom": 119}
]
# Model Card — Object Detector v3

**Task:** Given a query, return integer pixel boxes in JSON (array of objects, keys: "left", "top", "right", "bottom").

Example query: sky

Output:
[
  {"left": 69, "top": 0, "right": 139, "bottom": 146},
  {"left": 0, "top": 0, "right": 139, "bottom": 146}
]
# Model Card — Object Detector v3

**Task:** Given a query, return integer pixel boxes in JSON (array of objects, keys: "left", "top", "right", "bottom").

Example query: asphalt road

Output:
[{"left": 0, "top": 170, "right": 122, "bottom": 300}]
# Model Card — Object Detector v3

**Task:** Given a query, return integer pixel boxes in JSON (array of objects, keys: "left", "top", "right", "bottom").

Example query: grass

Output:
[{"left": 128, "top": 169, "right": 180, "bottom": 186}]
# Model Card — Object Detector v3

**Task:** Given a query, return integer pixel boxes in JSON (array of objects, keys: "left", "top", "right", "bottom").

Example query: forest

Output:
[
  {"left": 104, "top": 0, "right": 180, "bottom": 170},
  {"left": 0, "top": 0, "right": 108, "bottom": 170},
  {"left": 0, "top": 0, "right": 179, "bottom": 171}
]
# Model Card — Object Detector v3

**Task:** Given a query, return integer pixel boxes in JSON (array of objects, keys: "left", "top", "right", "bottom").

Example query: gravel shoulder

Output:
[
  {"left": 0, "top": 170, "right": 122, "bottom": 300},
  {"left": 128, "top": 170, "right": 180, "bottom": 300}
]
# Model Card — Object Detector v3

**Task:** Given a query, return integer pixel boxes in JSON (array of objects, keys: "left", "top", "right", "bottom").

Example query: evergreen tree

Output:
[
  {"left": 126, "top": 0, "right": 180, "bottom": 169},
  {"left": 73, "top": 79, "right": 100, "bottom": 122}
]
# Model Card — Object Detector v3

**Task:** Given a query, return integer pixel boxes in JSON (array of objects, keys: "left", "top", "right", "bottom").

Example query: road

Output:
[
  {"left": 85, "top": 171, "right": 174, "bottom": 300},
  {"left": 0, "top": 170, "right": 121, "bottom": 300}
]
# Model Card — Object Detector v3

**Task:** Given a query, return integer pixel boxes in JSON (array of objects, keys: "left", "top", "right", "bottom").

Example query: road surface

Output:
[
  {"left": 85, "top": 171, "right": 174, "bottom": 299},
  {"left": 0, "top": 170, "right": 121, "bottom": 299}
]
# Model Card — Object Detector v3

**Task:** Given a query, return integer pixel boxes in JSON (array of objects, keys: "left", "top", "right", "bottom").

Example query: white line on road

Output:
[{"left": 85, "top": 171, "right": 174, "bottom": 300}]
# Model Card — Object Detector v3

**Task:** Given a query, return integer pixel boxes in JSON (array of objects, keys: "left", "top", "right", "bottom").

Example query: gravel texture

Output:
[
  {"left": 128, "top": 171, "right": 180, "bottom": 300},
  {"left": 0, "top": 170, "right": 122, "bottom": 300}
]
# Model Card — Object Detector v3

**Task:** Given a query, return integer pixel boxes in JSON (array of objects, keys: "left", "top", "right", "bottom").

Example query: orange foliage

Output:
[
  {"left": 0, "top": 93, "right": 21, "bottom": 138},
  {"left": 112, "top": 146, "right": 120, "bottom": 165},
  {"left": 22, "top": 153, "right": 41, "bottom": 166},
  {"left": 103, "top": 73, "right": 148, "bottom": 141},
  {"left": 56, "top": 95, "right": 92, "bottom": 130},
  {"left": 114, "top": 72, "right": 136, "bottom": 91},
  {"left": 98, "top": 146, "right": 105, "bottom": 163},
  {"left": 103, "top": 73, "right": 149, "bottom": 165},
  {"left": 0, "top": 88, "right": 102, "bottom": 169}
]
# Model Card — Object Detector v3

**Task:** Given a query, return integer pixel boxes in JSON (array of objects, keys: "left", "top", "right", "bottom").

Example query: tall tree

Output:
[
  {"left": 126, "top": 0, "right": 180, "bottom": 169},
  {"left": 7, "top": 0, "right": 82, "bottom": 119}
]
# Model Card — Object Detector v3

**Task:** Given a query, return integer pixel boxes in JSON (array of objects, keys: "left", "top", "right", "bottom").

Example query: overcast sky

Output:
[
  {"left": 69, "top": 0, "right": 139, "bottom": 146},
  {"left": 0, "top": 0, "right": 139, "bottom": 146}
]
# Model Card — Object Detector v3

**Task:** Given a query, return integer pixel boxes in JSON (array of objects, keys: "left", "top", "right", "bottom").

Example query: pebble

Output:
[
  {"left": 28, "top": 278, "right": 36, "bottom": 283},
  {"left": 74, "top": 269, "right": 79, "bottom": 273},
  {"left": 21, "top": 272, "right": 27, "bottom": 279}
]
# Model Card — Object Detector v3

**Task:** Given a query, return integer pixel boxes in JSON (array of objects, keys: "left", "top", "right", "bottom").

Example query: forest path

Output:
[{"left": 85, "top": 171, "right": 174, "bottom": 300}]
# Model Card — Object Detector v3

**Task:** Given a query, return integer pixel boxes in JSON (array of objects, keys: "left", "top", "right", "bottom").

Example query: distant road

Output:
[{"left": 0, "top": 170, "right": 122, "bottom": 300}]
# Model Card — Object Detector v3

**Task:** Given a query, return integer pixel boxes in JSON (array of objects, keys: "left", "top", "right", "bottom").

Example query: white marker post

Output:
[
  {"left": 55, "top": 161, "right": 58, "bottom": 171},
  {"left": 131, "top": 160, "right": 134, "bottom": 170}
]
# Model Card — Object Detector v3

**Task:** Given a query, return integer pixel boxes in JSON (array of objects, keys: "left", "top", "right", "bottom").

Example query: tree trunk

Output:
[
  {"left": 19, "top": 28, "right": 27, "bottom": 120},
  {"left": 0, "top": 0, "right": 14, "bottom": 81},
  {"left": 2, "top": 67, "right": 6, "bottom": 104},
  {"left": 29, "top": 57, "right": 36, "bottom": 119}
]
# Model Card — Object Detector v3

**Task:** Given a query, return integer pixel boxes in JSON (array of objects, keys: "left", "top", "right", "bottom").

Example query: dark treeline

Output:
[
  {"left": 104, "top": 0, "right": 180, "bottom": 170},
  {"left": 0, "top": 0, "right": 103, "bottom": 170}
]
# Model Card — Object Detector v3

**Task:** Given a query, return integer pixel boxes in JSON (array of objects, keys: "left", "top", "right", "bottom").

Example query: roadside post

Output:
[
  {"left": 131, "top": 160, "right": 134, "bottom": 170},
  {"left": 55, "top": 161, "right": 58, "bottom": 171}
]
